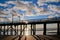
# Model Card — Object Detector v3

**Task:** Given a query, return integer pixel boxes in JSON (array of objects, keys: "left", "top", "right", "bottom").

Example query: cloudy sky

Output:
[{"left": 0, "top": 0, "right": 60, "bottom": 23}]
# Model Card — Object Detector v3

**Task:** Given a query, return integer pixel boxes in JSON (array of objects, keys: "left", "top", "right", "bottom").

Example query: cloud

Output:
[
  {"left": 48, "top": 5, "right": 60, "bottom": 18},
  {"left": 37, "top": 0, "right": 60, "bottom": 6},
  {"left": 0, "top": 3, "right": 8, "bottom": 7},
  {"left": 37, "top": 0, "right": 60, "bottom": 3},
  {"left": 6, "top": 1, "right": 16, "bottom": 4},
  {"left": 0, "top": 1, "right": 35, "bottom": 16},
  {"left": 0, "top": 0, "right": 60, "bottom": 23},
  {"left": 36, "top": 0, "right": 60, "bottom": 16},
  {"left": 37, "top": 0, "right": 47, "bottom": 6},
  {"left": 48, "top": 5, "right": 60, "bottom": 13},
  {"left": 0, "top": 10, "right": 9, "bottom": 15},
  {"left": 48, "top": 13, "right": 60, "bottom": 18},
  {"left": 44, "top": 0, "right": 60, "bottom": 2},
  {"left": 13, "top": 16, "right": 19, "bottom": 22},
  {"left": 33, "top": 6, "right": 53, "bottom": 16},
  {"left": 3, "top": 1, "right": 60, "bottom": 16},
  {"left": 0, "top": 16, "right": 12, "bottom": 23},
  {"left": 4, "top": 17, "right": 12, "bottom": 23},
  {"left": 0, "top": 18, "right": 4, "bottom": 22},
  {"left": 19, "top": 1, "right": 32, "bottom": 4},
  {"left": 12, "top": 1, "right": 35, "bottom": 16}
]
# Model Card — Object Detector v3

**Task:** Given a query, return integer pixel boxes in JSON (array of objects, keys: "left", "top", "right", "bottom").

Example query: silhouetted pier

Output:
[
  {"left": 0, "top": 20, "right": 60, "bottom": 40},
  {"left": 0, "top": 21, "right": 60, "bottom": 35}
]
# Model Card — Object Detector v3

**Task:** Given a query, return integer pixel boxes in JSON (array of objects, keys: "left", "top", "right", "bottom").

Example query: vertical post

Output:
[
  {"left": 0, "top": 25, "right": 2, "bottom": 35},
  {"left": 14, "top": 25, "right": 16, "bottom": 35},
  {"left": 20, "top": 25, "right": 22, "bottom": 35},
  {"left": 57, "top": 23, "right": 60, "bottom": 35},
  {"left": 33, "top": 24, "right": 36, "bottom": 35},
  {"left": 0, "top": 26, "right": 1, "bottom": 35},
  {"left": 6, "top": 25, "right": 8, "bottom": 35},
  {"left": 4, "top": 25, "right": 5, "bottom": 35},
  {"left": 7, "top": 25, "right": 8, "bottom": 35},
  {"left": 17, "top": 25, "right": 18, "bottom": 35},
  {"left": 11, "top": 25, "right": 13, "bottom": 35},
  {"left": 18, "top": 25, "right": 22, "bottom": 40},
  {"left": 43, "top": 23, "right": 46, "bottom": 35},
  {"left": 31, "top": 24, "right": 32, "bottom": 35}
]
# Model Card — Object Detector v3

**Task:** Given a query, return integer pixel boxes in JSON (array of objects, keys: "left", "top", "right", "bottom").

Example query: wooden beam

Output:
[
  {"left": 43, "top": 23, "right": 46, "bottom": 35},
  {"left": 31, "top": 24, "right": 32, "bottom": 35},
  {"left": 0, "top": 26, "right": 2, "bottom": 35},
  {"left": 57, "top": 23, "right": 60, "bottom": 35},
  {"left": 10, "top": 25, "right": 13, "bottom": 35},
  {"left": 33, "top": 24, "right": 36, "bottom": 35},
  {"left": 4, "top": 25, "right": 5, "bottom": 35},
  {"left": 14, "top": 25, "right": 17, "bottom": 35},
  {"left": 20, "top": 25, "right": 22, "bottom": 35}
]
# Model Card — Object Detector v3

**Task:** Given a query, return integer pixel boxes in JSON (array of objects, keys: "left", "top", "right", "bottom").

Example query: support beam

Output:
[
  {"left": 18, "top": 36, "right": 21, "bottom": 40},
  {"left": 4, "top": 25, "right": 5, "bottom": 35},
  {"left": 57, "top": 23, "right": 60, "bottom": 35},
  {"left": 17, "top": 25, "right": 18, "bottom": 35},
  {"left": 14, "top": 25, "right": 16, "bottom": 35},
  {"left": 0, "top": 26, "right": 2, "bottom": 35},
  {"left": 6, "top": 25, "right": 8, "bottom": 35},
  {"left": 20, "top": 25, "right": 22, "bottom": 35},
  {"left": 43, "top": 23, "right": 46, "bottom": 35},
  {"left": 31, "top": 24, "right": 32, "bottom": 35},
  {"left": 33, "top": 24, "right": 36, "bottom": 35},
  {"left": 11, "top": 25, "right": 13, "bottom": 35},
  {"left": 7, "top": 26, "right": 8, "bottom": 35}
]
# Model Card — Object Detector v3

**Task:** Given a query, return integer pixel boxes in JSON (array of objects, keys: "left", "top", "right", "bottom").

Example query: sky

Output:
[{"left": 0, "top": 0, "right": 60, "bottom": 23}]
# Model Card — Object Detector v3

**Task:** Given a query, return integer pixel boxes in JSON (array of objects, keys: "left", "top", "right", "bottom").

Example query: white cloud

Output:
[
  {"left": 6, "top": 1, "right": 16, "bottom": 4},
  {"left": 12, "top": 1, "right": 36, "bottom": 16},
  {"left": 44, "top": 0, "right": 60, "bottom": 2},
  {"left": 37, "top": 0, "right": 47, "bottom": 6},
  {"left": 48, "top": 13, "right": 60, "bottom": 18},
  {"left": 33, "top": 6, "right": 53, "bottom": 15},
  {"left": 48, "top": 5, "right": 60, "bottom": 13},
  {"left": 37, "top": 0, "right": 60, "bottom": 3},
  {"left": 0, "top": 10, "right": 9, "bottom": 15},
  {"left": 5, "top": 18, "right": 12, "bottom": 22},
  {"left": 37, "top": 0, "right": 60, "bottom": 6},
  {"left": 20, "top": 1, "right": 32, "bottom": 4},
  {"left": 48, "top": 15, "right": 55, "bottom": 18},
  {"left": 0, "top": 18, "right": 4, "bottom": 22},
  {"left": 0, "top": 3, "right": 8, "bottom": 7}
]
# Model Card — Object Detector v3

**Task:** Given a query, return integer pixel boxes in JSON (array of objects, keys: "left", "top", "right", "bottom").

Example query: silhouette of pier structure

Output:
[
  {"left": 0, "top": 20, "right": 60, "bottom": 40},
  {"left": 0, "top": 20, "right": 60, "bottom": 35}
]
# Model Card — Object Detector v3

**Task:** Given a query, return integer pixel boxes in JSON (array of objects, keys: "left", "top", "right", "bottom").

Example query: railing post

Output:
[{"left": 43, "top": 23, "right": 46, "bottom": 35}]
